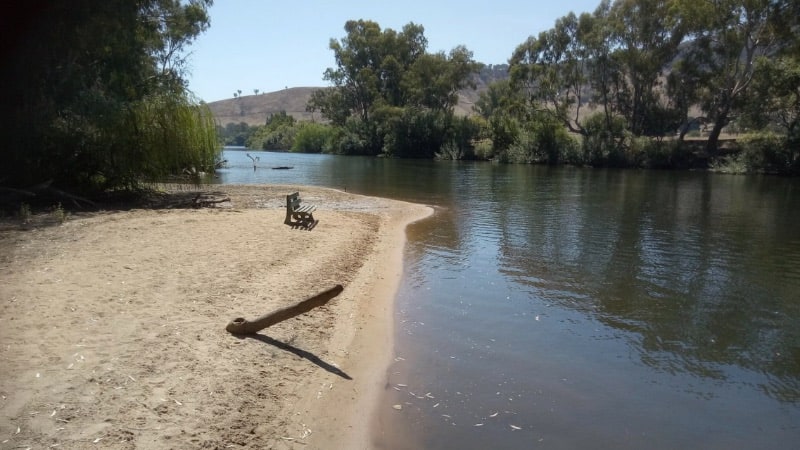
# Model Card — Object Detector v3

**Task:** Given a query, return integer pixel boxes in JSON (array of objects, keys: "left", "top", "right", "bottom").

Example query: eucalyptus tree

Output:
[
  {"left": 607, "top": 0, "right": 687, "bottom": 136},
  {"left": 509, "top": 11, "right": 591, "bottom": 135},
  {"left": 672, "top": 0, "right": 791, "bottom": 154},
  {"left": 474, "top": 79, "right": 526, "bottom": 153},
  {"left": 308, "top": 20, "right": 481, "bottom": 156}
]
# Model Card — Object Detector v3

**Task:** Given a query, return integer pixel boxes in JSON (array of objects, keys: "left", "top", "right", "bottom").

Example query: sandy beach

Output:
[{"left": 0, "top": 184, "right": 431, "bottom": 449}]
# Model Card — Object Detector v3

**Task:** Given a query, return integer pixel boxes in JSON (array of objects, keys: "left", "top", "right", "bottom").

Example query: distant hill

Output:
[
  {"left": 205, "top": 87, "right": 320, "bottom": 126},
  {"left": 206, "top": 64, "right": 510, "bottom": 126}
]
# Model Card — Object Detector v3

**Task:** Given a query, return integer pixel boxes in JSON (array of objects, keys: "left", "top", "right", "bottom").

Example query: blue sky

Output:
[{"left": 186, "top": 0, "right": 601, "bottom": 102}]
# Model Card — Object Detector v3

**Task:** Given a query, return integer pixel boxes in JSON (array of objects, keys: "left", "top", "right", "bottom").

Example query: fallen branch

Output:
[
  {"left": 226, "top": 285, "right": 344, "bottom": 334},
  {"left": 0, "top": 180, "right": 97, "bottom": 208}
]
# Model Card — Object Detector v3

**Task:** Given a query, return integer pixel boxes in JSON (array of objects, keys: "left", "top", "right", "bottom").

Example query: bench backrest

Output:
[{"left": 286, "top": 192, "right": 301, "bottom": 211}]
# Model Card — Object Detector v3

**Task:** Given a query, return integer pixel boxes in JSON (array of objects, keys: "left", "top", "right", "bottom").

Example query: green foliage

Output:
[
  {"left": 505, "top": 116, "right": 580, "bottom": 164},
  {"left": 0, "top": 0, "right": 215, "bottom": 191},
  {"left": 739, "top": 132, "right": 800, "bottom": 175},
  {"left": 489, "top": 114, "right": 522, "bottom": 155},
  {"left": 740, "top": 55, "right": 800, "bottom": 141},
  {"left": 495, "top": 0, "right": 798, "bottom": 166},
  {"left": 123, "top": 94, "right": 219, "bottom": 185},
  {"left": 670, "top": 0, "right": 793, "bottom": 153},
  {"left": 217, "top": 122, "right": 254, "bottom": 146},
  {"left": 326, "top": 124, "right": 370, "bottom": 155},
  {"left": 581, "top": 113, "right": 632, "bottom": 167},
  {"left": 709, "top": 153, "right": 749, "bottom": 175},
  {"left": 381, "top": 108, "right": 448, "bottom": 158},
  {"left": 632, "top": 138, "right": 692, "bottom": 170},
  {"left": 292, "top": 122, "right": 335, "bottom": 153},
  {"left": 308, "top": 20, "right": 482, "bottom": 156},
  {"left": 247, "top": 112, "right": 297, "bottom": 150},
  {"left": 473, "top": 139, "right": 495, "bottom": 160}
]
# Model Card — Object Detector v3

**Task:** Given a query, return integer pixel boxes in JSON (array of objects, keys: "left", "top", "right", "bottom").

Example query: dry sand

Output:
[{"left": 0, "top": 184, "right": 432, "bottom": 449}]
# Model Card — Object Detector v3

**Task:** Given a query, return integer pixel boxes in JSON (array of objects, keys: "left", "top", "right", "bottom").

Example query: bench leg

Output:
[{"left": 288, "top": 211, "right": 316, "bottom": 228}]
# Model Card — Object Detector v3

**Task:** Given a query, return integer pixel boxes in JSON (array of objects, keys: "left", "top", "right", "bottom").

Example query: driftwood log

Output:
[{"left": 226, "top": 285, "right": 344, "bottom": 334}]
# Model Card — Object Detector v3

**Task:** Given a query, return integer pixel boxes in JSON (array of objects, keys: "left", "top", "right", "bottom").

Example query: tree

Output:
[
  {"left": 247, "top": 111, "right": 297, "bottom": 150},
  {"left": 672, "top": 0, "right": 790, "bottom": 154},
  {"left": 510, "top": 0, "right": 686, "bottom": 137},
  {"left": 0, "top": 0, "right": 217, "bottom": 191},
  {"left": 607, "top": 0, "right": 687, "bottom": 136},
  {"left": 308, "top": 20, "right": 481, "bottom": 156},
  {"left": 509, "top": 12, "right": 590, "bottom": 135}
]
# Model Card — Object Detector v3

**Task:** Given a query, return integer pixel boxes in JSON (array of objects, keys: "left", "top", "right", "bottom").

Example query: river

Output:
[{"left": 217, "top": 149, "right": 800, "bottom": 449}]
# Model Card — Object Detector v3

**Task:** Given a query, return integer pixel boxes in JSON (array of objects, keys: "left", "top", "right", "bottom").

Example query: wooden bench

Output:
[{"left": 284, "top": 192, "right": 317, "bottom": 228}]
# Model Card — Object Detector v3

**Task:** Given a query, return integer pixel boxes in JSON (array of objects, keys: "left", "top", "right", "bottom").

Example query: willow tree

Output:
[{"left": 0, "top": 0, "right": 218, "bottom": 192}]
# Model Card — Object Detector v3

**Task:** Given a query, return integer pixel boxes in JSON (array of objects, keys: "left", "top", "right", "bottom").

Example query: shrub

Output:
[
  {"left": 505, "top": 118, "right": 579, "bottom": 165},
  {"left": 739, "top": 132, "right": 799, "bottom": 174},
  {"left": 292, "top": 122, "right": 334, "bottom": 153},
  {"left": 581, "top": 113, "right": 630, "bottom": 167},
  {"left": 473, "top": 139, "right": 495, "bottom": 160}
]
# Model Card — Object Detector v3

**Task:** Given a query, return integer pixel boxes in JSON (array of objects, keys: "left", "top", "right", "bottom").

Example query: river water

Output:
[{"left": 217, "top": 149, "right": 800, "bottom": 449}]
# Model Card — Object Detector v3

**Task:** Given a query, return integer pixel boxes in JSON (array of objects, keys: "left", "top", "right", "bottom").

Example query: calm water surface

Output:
[{"left": 218, "top": 149, "right": 800, "bottom": 449}]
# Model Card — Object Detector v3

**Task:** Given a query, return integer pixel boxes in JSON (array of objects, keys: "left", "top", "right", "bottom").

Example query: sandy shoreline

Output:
[{"left": 0, "top": 184, "right": 431, "bottom": 449}]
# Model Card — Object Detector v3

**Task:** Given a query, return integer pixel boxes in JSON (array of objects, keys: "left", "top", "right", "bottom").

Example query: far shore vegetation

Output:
[
  {"left": 2, "top": 0, "right": 798, "bottom": 215},
  {"left": 223, "top": 2, "right": 799, "bottom": 176}
]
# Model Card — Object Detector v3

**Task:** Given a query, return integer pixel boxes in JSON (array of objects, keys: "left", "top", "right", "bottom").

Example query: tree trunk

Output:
[{"left": 705, "top": 109, "right": 729, "bottom": 156}]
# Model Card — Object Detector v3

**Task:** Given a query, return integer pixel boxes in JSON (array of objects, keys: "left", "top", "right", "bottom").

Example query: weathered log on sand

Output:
[{"left": 226, "top": 285, "right": 344, "bottom": 334}]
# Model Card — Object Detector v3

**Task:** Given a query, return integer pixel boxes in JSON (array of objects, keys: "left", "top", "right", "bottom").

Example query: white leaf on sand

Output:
[
  {"left": 433, "top": 403, "right": 440, "bottom": 408},
  {"left": 93, "top": 437, "right": 103, "bottom": 443},
  {"left": 474, "top": 423, "right": 484, "bottom": 427},
  {"left": 392, "top": 404, "right": 402, "bottom": 410},
  {"left": 396, "top": 384, "right": 407, "bottom": 387},
  {"left": 489, "top": 412, "right": 499, "bottom": 418},
  {"left": 15, "top": 426, "right": 21, "bottom": 434},
  {"left": 174, "top": 399, "right": 182, "bottom": 406},
  {"left": 510, "top": 424, "right": 522, "bottom": 430}
]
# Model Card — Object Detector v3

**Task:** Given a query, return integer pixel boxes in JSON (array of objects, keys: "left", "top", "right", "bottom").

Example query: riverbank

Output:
[{"left": 0, "top": 184, "right": 432, "bottom": 449}]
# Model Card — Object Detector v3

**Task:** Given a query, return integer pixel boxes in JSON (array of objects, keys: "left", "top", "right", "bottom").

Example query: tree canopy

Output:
[
  {"left": 307, "top": 20, "right": 483, "bottom": 157},
  {"left": 0, "top": 0, "right": 218, "bottom": 193},
  {"left": 487, "top": 0, "right": 800, "bottom": 171}
]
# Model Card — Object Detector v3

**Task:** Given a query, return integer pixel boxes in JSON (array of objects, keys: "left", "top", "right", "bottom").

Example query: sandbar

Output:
[{"left": 0, "top": 184, "right": 432, "bottom": 449}]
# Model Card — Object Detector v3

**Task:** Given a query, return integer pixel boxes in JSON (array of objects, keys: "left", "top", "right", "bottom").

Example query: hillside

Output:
[
  {"left": 206, "top": 65, "right": 510, "bottom": 126},
  {"left": 205, "top": 87, "right": 321, "bottom": 126}
]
